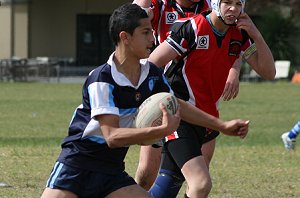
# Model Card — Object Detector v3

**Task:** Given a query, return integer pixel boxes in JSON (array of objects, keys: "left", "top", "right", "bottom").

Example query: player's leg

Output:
[
  {"left": 41, "top": 188, "right": 77, "bottom": 198},
  {"left": 149, "top": 122, "right": 210, "bottom": 198},
  {"left": 135, "top": 145, "right": 162, "bottom": 190},
  {"left": 201, "top": 130, "right": 219, "bottom": 168},
  {"left": 167, "top": 137, "right": 211, "bottom": 198},
  {"left": 281, "top": 120, "right": 300, "bottom": 150},
  {"left": 183, "top": 138, "right": 216, "bottom": 197},
  {"left": 201, "top": 139, "right": 216, "bottom": 167},
  {"left": 171, "top": 124, "right": 211, "bottom": 197},
  {"left": 148, "top": 148, "right": 185, "bottom": 198},
  {"left": 106, "top": 184, "right": 151, "bottom": 198},
  {"left": 181, "top": 156, "right": 211, "bottom": 198}
]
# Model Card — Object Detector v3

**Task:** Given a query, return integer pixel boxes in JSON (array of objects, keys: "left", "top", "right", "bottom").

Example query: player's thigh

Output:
[
  {"left": 106, "top": 184, "right": 151, "bottom": 198},
  {"left": 138, "top": 145, "right": 162, "bottom": 170},
  {"left": 41, "top": 188, "right": 77, "bottom": 198},
  {"left": 201, "top": 138, "right": 216, "bottom": 167},
  {"left": 181, "top": 155, "right": 210, "bottom": 188}
]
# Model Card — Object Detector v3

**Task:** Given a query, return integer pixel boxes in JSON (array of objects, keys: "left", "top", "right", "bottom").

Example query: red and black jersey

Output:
[
  {"left": 165, "top": 13, "right": 252, "bottom": 118},
  {"left": 151, "top": 0, "right": 210, "bottom": 44}
]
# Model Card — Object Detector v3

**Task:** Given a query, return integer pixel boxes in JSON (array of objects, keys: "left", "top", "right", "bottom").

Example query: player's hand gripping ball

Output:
[{"left": 132, "top": 92, "right": 178, "bottom": 145}]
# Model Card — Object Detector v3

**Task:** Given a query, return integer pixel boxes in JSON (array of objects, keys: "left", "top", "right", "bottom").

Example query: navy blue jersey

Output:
[{"left": 57, "top": 53, "right": 172, "bottom": 173}]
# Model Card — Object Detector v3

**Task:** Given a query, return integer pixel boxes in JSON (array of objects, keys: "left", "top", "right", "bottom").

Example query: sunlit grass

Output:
[{"left": 0, "top": 82, "right": 299, "bottom": 197}]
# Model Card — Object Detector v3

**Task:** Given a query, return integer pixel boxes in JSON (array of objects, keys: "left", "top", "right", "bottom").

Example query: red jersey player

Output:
[
  {"left": 133, "top": 0, "right": 243, "bottom": 192},
  {"left": 146, "top": 0, "right": 275, "bottom": 197}
]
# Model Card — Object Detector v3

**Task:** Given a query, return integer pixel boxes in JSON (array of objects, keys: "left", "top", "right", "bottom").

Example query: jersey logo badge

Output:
[
  {"left": 148, "top": 76, "right": 159, "bottom": 91},
  {"left": 228, "top": 40, "right": 242, "bottom": 56},
  {"left": 165, "top": 12, "right": 178, "bottom": 24},
  {"left": 135, "top": 92, "right": 142, "bottom": 102},
  {"left": 196, "top": 35, "right": 209, "bottom": 49}
]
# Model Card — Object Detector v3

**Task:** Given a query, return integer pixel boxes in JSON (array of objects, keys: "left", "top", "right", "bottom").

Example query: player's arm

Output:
[
  {"left": 237, "top": 13, "right": 276, "bottom": 80},
  {"left": 149, "top": 19, "right": 193, "bottom": 67},
  {"left": 95, "top": 103, "right": 180, "bottom": 148},
  {"left": 149, "top": 41, "right": 178, "bottom": 67},
  {"left": 222, "top": 57, "right": 241, "bottom": 101},
  {"left": 133, "top": 0, "right": 154, "bottom": 20},
  {"left": 177, "top": 99, "right": 249, "bottom": 138},
  {"left": 133, "top": 0, "right": 151, "bottom": 8}
]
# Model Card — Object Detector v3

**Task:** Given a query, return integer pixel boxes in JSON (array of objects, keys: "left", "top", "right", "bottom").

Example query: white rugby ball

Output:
[{"left": 132, "top": 92, "right": 178, "bottom": 145}]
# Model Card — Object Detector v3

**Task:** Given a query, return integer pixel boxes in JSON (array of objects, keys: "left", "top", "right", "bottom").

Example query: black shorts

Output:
[{"left": 160, "top": 121, "right": 219, "bottom": 177}]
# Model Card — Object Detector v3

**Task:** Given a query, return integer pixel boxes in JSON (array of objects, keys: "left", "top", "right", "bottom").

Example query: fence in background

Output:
[{"left": 0, "top": 57, "right": 95, "bottom": 83}]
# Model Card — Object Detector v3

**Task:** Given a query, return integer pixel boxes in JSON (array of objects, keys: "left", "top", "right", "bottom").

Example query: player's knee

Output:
[
  {"left": 189, "top": 176, "right": 212, "bottom": 197},
  {"left": 148, "top": 170, "right": 184, "bottom": 198},
  {"left": 135, "top": 169, "right": 155, "bottom": 190}
]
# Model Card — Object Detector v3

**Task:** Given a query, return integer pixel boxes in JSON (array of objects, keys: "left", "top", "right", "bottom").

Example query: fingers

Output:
[
  {"left": 159, "top": 102, "right": 181, "bottom": 120},
  {"left": 222, "top": 83, "right": 239, "bottom": 101},
  {"left": 223, "top": 67, "right": 240, "bottom": 101},
  {"left": 159, "top": 102, "right": 181, "bottom": 134},
  {"left": 222, "top": 83, "right": 234, "bottom": 101},
  {"left": 174, "top": 103, "right": 181, "bottom": 118},
  {"left": 159, "top": 102, "right": 167, "bottom": 113},
  {"left": 237, "top": 120, "right": 250, "bottom": 139},
  {"left": 232, "top": 87, "right": 239, "bottom": 99}
]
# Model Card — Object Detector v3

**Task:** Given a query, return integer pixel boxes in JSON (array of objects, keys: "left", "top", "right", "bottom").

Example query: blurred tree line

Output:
[{"left": 246, "top": 0, "right": 300, "bottom": 73}]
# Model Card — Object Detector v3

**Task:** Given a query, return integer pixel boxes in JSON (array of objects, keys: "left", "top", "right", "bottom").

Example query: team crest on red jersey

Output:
[
  {"left": 228, "top": 40, "right": 242, "bottom": 56},
  {"left": 165, "top": 12, "right": 178, "bottom": 24},
  {"left": 196, "top": 35, "right": 209, "bottom": 49}
]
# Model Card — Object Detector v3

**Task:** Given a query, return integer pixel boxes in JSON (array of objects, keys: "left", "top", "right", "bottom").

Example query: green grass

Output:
[{"left": 0, "top": 82, "right": 299, "bottom": 197}]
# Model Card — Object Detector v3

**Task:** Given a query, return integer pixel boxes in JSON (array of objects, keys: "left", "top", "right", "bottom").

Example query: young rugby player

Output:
[
  {"left": 133, "top": 0, "right": 243, "bottom": 191},
  {"left": 146, "top": 0, "right": 275, "bottom": 197},
  {"left": 40, "top": 3, "right": 250, "bottom": 198}
]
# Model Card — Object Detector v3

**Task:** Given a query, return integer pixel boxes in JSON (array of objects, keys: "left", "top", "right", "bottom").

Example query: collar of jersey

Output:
[
  {"left": 107, "top": 52, "right": 150, "bottom": 89},
  {"left": 206, "top": 14, "right": 226, "bottom": 37}
]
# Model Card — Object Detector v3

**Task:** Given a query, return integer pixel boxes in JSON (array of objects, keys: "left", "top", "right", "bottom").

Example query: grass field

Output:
[{"left": 0, "top": 82, "right": 299, "bottom": 198}]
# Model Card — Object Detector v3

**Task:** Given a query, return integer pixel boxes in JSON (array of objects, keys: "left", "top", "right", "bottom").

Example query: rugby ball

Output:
[{"left": 132, "top": 92, "right": 178, "bottom": 145}]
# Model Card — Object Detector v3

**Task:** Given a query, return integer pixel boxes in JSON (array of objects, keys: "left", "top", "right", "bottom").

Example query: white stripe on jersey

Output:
[
  {"left": 181, "top": 58, "right": 196, "bottom": 106},
  {"left": 167, "top": 37, "right": 187, "bottom": 55},
  {"left": 88, "top": 81, "right": 119, "bottom": 119},
  {"left": 190, "top": 18, "right": 198, "bottom": 45}
]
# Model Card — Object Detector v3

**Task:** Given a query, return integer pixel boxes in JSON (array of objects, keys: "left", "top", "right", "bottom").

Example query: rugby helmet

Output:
[{"left": 211, "top": 0, "right": 245, "bottom": 18}]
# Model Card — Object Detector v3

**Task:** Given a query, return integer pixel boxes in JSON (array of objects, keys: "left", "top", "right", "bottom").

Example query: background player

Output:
[
  {"left": 147, "top": 0, "right": 276, "bottom": 197},
  {"left": 281, "top": 120, "right": 300, "bottom": 150},
  {"left": 133, "top": 0, "right": 243, "bottom": 191}
]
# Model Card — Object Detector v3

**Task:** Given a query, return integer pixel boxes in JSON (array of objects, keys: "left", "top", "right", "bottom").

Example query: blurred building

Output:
[
  {"left": 0, "top": 0, "right": 299, "bottom": 66},
  {"left": 0, "top": 0, "right": 128, "bottom": 66}
]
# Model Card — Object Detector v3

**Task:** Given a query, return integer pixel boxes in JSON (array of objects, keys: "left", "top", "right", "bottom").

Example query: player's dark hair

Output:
[{"left": 109, "top": 3, "right": 148, "bottom": 46}]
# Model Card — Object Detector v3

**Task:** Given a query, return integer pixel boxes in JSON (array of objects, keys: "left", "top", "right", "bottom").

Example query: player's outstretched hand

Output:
[
  {"left": 221, "top": 120, "right": 250, "bottom": 139},
  {"left": 160, "top": 102, "right": 181, "bottom": 136}
]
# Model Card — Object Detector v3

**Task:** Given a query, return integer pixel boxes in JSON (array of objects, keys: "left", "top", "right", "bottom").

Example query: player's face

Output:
[
  {"left": 129, "top": 18, "right": 154, "bottom": 59},
  {"left": 220, "top": 0, "right": 243, "bottom": 25}
]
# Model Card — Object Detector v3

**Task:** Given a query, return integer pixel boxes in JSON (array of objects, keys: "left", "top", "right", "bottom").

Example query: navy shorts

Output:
[
  {"left": 160, "top": 121, "right": 219, "bottom": 177},
  {"left": 45, "top": 161, "right": 136, "bottom": 198}
]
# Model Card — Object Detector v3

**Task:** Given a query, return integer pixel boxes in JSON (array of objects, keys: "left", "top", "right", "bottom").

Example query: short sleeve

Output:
[
  {"left": 165, "top": 18, "right": 197, "bottom": 56},
  {"left": 88, "top": 81, "right": 119, "bottom": 119}
]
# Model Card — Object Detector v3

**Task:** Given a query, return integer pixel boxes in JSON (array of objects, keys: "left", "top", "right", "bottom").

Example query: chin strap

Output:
[
  {"left": 218, "top": 12, "right": 242, "bottom": 26},
  {"left": 218, "top": 16, "right": 236, "bottom": 26}
]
